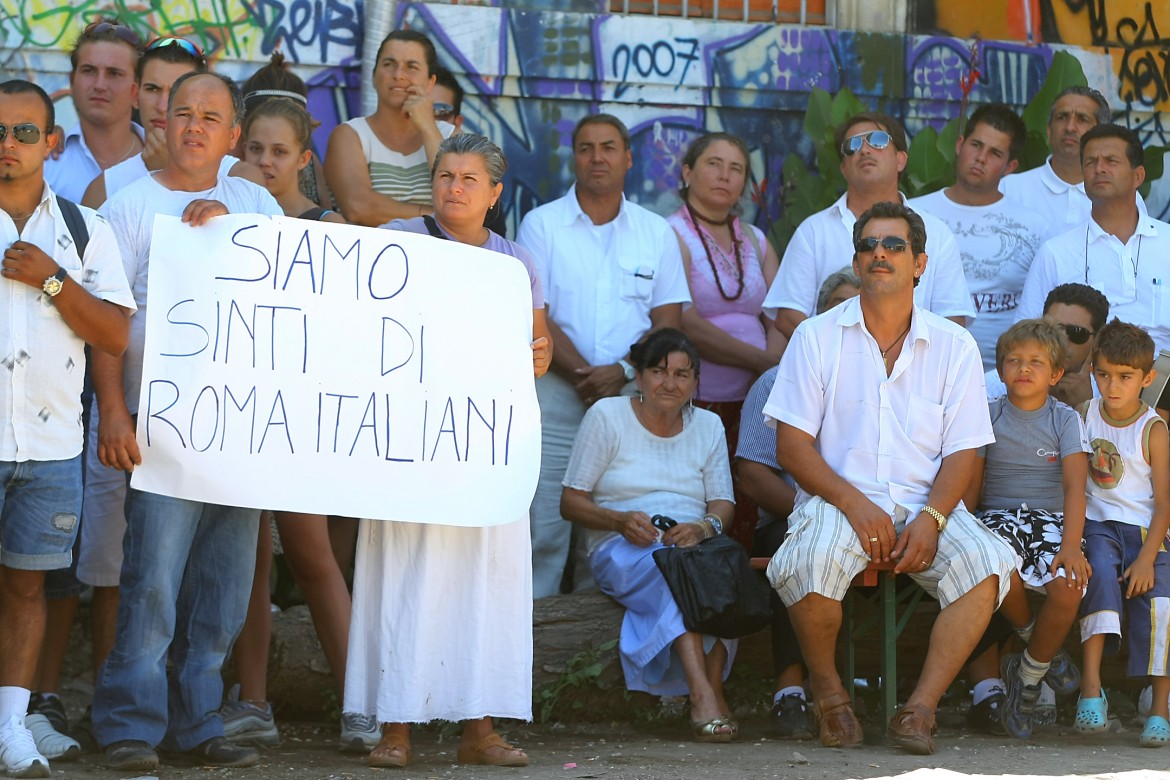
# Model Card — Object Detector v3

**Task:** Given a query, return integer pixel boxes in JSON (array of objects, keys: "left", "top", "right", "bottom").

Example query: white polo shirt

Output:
[
  {"left": 1001, "top": 156, "right": 1147, "bottom": 235},
  {"left": 762, "top": 296, "right": 993, "bottom": 514},
  {"left": 0, "top": 184, "right": 136, "bottom": 462},
  {"left": 1017, "top": 213, "right": 1170, "bottom": 353},
  {"left": 763, "top": 192, "right": 975, "bottom": 322},
  {"left": 44, "top": 122, "right": 145, "bottom": 203},
  {"left": 516, "top": 185, "right": 691, "bottom": 366}
]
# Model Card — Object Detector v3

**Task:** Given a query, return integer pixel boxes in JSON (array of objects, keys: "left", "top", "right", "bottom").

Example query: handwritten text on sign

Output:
[{"left": 131, "top": 215, "right": 540, "bottom": 526}]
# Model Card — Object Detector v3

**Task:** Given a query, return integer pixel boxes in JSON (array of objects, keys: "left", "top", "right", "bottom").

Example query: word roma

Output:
[{"left": 141, "top": 381, "right": 516, "bottom": 466}]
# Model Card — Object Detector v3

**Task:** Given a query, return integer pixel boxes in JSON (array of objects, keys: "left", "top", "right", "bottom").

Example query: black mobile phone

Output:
[{"left": 650, "top": 514, "right": 678, "bottom": 532}]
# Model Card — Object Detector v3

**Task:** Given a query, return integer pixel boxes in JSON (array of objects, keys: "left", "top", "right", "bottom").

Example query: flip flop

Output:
[
  {"left": 457, "top": 733, "right": 528, "bottom": 767},
  {"left": 368, "top": 729, "right": 411, "bottom": 768},
  {"left": 691, "top": 717, "right": 735, "bottom": 743}
]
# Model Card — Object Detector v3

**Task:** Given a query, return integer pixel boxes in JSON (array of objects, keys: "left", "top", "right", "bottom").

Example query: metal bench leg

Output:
[
  {"left": 880, "top": 570, "right": 898, "bottom": 726},
  {"left": 843, "top": 589, "right": 856, "bottom": 705}
]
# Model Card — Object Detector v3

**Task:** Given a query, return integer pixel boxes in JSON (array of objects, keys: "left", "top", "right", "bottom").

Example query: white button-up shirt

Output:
[
  {"left": 0, "top": 184, "right": 136, "bottom": 462},
  {"left": 44, "top": 122, "right": 145, "bottom": 203},
  {"left": 1001, "top": 156, "right": 1146, "bottom": 235},
  {"left": 1018, "top": 214, "right": 1170, "bottom": 353},
  {"left": 762, "top": 297, "right": 993, "bottom": 514},
  {"left": 517, "top": 185, "right": 691, "bottom": 366},
  {"left": 763, "top": 192, "right": 975, "bottom": 321}
]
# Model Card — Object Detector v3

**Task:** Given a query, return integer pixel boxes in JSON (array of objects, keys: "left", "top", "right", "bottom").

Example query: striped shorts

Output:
[{"left": 767, "top": 496, "right": 1015, "bottom": 609}]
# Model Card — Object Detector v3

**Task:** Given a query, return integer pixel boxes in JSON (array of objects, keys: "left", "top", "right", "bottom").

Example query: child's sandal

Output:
[
  {"left": 1074, "top": 693, "right": 1110, "bottom": 734},
  {"left": 1141, "top": 715, "right": 1170, "bottom": 747}
]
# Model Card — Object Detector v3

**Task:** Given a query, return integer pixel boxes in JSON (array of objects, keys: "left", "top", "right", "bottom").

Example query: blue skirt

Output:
[{"left": 591, "top": 537, "right": 737, "bottom": 696}]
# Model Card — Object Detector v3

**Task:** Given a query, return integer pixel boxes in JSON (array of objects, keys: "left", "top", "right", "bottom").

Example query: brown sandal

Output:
[
  {"left": 457, "top": 733, "right": 529, "bottom": 767},
  {"left": 887, "top": 703, "right": 937, "bottom": 755},
  {"left": 368, "top": 729, "right": 411, "bottom": 769},
  {"left": 812, "top": 690, "right": 863, "bottom": 748}
]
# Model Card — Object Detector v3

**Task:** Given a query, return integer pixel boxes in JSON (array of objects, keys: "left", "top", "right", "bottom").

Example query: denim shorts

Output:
[{"left": 0, "top": 455, "right": 83, "bottom": 571}]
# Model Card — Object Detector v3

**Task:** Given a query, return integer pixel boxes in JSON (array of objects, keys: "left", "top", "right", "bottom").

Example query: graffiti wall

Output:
[{"left": 0, "top": 0, "right": 1167, "bottom": 231}]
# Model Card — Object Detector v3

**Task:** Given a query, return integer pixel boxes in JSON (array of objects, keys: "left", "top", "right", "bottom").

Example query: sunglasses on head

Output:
[
  {"left": 145, "top": 37, "right": 206, "bottom": 64},
  {"left": 1059, "top": 323, "right": 1094, "bottom": 345},
  {"left": 841, "top": 129, "right": 892, "bottom": 157},
  {"left": 854, "top": 235, "right": 909, "bottom": 254},
  {"left": 83, "top": 20, "right": 143, "bottom": 48},
  {"left": 0, "top": 123, "right": 44, "bottom": 145}
]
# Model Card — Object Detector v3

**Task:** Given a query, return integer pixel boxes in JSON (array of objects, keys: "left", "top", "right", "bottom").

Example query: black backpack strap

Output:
[
  {"left": 422, "top": 214, "right": 448, "bottom": 240},
  {"left": 56, "top": 195, "right": 90, "bottom": 259}
]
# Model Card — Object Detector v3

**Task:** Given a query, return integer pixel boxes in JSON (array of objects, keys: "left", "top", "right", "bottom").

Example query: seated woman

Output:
[
  {"left": 344, "top": 133, "right": 551, "bottom": 769},
  {"left": 560, "top": 328, "right": 737, "bottom": 742}
]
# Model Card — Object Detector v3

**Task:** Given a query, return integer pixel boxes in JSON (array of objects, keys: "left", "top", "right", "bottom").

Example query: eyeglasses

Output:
[
  {"left": 841, "top": 129, "right": 892, "bottom": 156},
  {"left": 82, "top": 20, "right": 143, "bottom": 48},
  {"left": 0, "top": 123, "right": 44, "bottom": 145},
  {"left": 145, "top": 37, "right": 206, "bottom": 65},
  {"left": 1059, "top": 323, "right": 1094, "bottom": 345},
  {"left": 432, "top": 102, "right": 455, "bottom": 122},
  {"left": 854, "top": 235, "right": 909, "bottom": 254}
]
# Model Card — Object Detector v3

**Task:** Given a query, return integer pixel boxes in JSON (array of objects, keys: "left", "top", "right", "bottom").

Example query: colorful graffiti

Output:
[{"left": 0, "top": 0, "right": 1166, "bottom": 228}]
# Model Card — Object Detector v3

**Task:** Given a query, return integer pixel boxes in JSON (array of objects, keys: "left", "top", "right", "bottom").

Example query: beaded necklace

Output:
[{"left": 685, "top": 201, "right": 744, "bottom": 301}]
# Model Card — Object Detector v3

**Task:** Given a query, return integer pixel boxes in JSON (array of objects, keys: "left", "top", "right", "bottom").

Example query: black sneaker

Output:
[
  {"left": 104, "top": 740, "right": 159, "bottom": 771},
  {"left": 27, "top": 693, "right": 68, "bottom": 734},
  {"left": 967, "top": 689, "right": 1008, "bottom": 736},
  {"left": 772, "top": 693, "right": 814, "bottom": 740},
  {"left": 188, "top": 737, "right": 259, "bottom": 768}
]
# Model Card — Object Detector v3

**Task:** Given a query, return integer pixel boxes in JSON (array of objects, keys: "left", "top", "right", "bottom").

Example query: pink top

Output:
[{"left": 668, "top": 207, "right": 769, "bottom": 402}]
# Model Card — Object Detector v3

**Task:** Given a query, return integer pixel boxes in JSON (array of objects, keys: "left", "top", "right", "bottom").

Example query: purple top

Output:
[
  {"left": 384, "top": 217, "right": 544, "bottom": 309},
  {"left": 667, "top": 208, "right": 768, "bottom": 402}
]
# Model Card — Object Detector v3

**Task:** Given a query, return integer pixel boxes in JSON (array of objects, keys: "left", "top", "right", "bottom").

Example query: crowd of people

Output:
[{"left": 0, "top": 15, "right": 1168, "bottom": 777}]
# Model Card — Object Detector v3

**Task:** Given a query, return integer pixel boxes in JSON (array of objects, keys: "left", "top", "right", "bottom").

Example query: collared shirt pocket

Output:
[
  {"left": 619, "top": 261, "right": 654, "bottom": 302},
  {"left": 905, "top": 394, "right": 944, "bottom": 460}
]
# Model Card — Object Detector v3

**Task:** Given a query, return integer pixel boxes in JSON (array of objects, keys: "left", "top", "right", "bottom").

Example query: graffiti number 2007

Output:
[{"left": 611, "top": 37, "right": 700, "bottom": 98}]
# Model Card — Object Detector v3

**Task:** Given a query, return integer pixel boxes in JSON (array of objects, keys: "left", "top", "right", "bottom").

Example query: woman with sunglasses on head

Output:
[
  {"left": 325, "top": 30, "right": 455, "bottom": 227},
  {"left": 666, "top": 132, "right": 784, "bottom": 546},
  {"left": 80, "top": 36, "right": 263, "bottom": 209}
]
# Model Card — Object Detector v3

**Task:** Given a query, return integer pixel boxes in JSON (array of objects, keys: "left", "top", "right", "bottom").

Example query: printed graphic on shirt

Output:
[{"left": 1089, "top": 437, "right": 1124, "bottom": 489}]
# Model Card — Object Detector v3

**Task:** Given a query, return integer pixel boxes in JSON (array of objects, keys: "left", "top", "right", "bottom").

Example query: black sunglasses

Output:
[
  {"left": 841, "top": 129, "right": 892, "bottom": 157},
  {"left": 0, "top": 123, "right": 44, "bottom": 145},
  {"left": 854, "top": 235, "right": 909, "bottom": 254},
  {"left": 1059, "top": 323, "right": 1094, "bottom": 345},
  {"left": 145, "top": 37, "right": 206, "bottom": 66},
  {"left": 83, "top": 20, "right": 144, "bottom": 48}
]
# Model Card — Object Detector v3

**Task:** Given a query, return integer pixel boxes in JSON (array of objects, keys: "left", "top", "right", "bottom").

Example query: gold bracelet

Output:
[{"left": 921, "top": 504, "right": 948, "bottom": 533}]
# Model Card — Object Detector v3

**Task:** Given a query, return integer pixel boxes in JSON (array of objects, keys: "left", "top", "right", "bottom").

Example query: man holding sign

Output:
[
  {"left": 0, "top": 79, "right": 133, "bottom": 779},
  {"left": 90, "top": 72, "right": 280, "bottom": 772}
]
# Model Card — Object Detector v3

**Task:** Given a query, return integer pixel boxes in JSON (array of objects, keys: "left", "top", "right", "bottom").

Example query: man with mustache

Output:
[
  {"left": 762, "top": 200, "right": 1014, "bottom": 755},
  {"left": 765, "top": 111, "right": 974, "bottom": 340}
]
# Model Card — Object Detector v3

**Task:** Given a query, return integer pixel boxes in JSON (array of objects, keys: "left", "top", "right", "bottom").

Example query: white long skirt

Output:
[{"left": 344, "top": 516, "right": 533, "bottom": 723}]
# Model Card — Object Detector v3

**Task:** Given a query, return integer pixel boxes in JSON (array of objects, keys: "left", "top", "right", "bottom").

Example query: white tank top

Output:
[{"left": 1083, "top": 399, "right": 1165, "bottom": 528}]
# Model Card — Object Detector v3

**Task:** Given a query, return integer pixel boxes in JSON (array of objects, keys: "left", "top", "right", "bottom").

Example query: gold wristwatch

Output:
[{"left": 921, "top": 505, "right": 947, "bottom": 533}]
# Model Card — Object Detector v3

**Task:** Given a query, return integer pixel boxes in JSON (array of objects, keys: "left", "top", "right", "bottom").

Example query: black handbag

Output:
[{"left": 652, "top": 534, "right": 772, "bottom": 639}]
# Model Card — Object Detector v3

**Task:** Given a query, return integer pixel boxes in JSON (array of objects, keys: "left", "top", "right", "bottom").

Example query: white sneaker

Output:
[
  {"left": 24, "top": 714, "right": 80, "bottom": 761},
  {"left": 338, "top": 712, "right": 380, "bottom": 753},
  {"left": 0, "top": 714, "right": 50, "bottom": 778}
]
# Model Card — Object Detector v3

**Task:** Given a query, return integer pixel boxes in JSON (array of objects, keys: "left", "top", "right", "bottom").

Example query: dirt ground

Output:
[{"left": 46, "top": 715, "right": 1170, "bottom": 780}]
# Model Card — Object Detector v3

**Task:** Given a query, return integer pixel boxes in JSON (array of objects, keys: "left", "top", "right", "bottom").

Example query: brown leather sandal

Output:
[
  {"left": 457, "top": 733, "right": 529, "bottom": 767},
  {"left": 811, "top": 690, "right": 863, "bottom": 748},
  {"left": 887, "top": 703, "right": 937, "bottom": 755},
  {"left": 368, "top": 728, "right": 411, "bottom": 769}
]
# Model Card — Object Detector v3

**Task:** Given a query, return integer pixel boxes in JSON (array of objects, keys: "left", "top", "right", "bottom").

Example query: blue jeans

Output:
[{"left": 93, "top": 488, "right": 259, "bottom": 750}]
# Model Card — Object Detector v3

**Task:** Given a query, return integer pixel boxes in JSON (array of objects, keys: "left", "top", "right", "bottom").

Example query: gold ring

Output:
[{"left": 869, "top": 537, "right": 878, "bottom": 543}]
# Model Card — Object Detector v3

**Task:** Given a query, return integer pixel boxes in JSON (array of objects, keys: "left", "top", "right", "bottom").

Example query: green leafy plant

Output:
[{"left": 535, "top": 638, "right": 618, "bottom": 723}]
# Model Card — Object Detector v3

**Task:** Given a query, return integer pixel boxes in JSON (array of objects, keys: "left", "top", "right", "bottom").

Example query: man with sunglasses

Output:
[
  {"left": 0, "top": 79, "right": 134, "bottom": 778},
  {"left": 763, "top": 200, "right": 1013, "bottom": 756},
  {"left": 910, "top": 104, "right": 1049, "bottom": 373},
  {"left": 1018, "top": 124, "right": 1170, "bottom": 354},
  {"left": 45, "top": 18, "right": 145, "bottom": 203},
  {"left": 765, "top": 112, "right": 974, "bottom": 340}
]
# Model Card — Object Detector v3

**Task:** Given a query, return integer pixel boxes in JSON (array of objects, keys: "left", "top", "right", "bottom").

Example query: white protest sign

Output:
[{"left": 130, "top": 214, "right": 540, "bottom": 526}]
